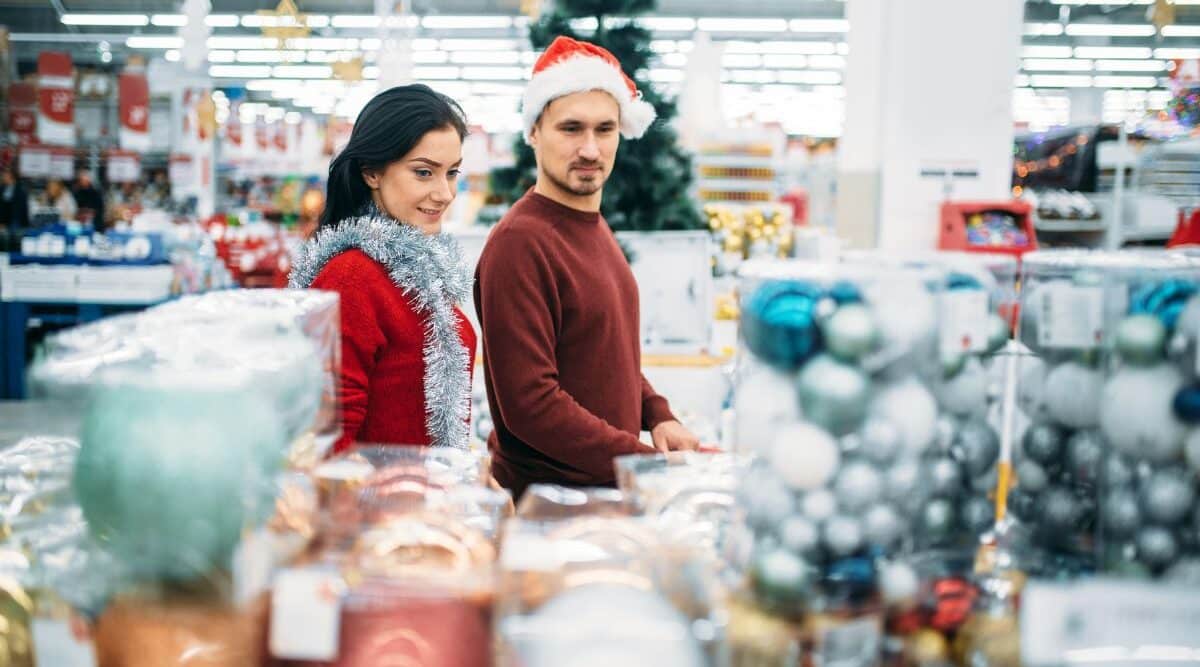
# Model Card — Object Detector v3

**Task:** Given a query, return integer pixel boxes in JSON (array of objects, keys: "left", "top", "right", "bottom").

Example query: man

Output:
[
  {"left": 475, "top": 36, "right": 700, "bottom": 500},
  {"left": 0, "top": 167, "right": 30, "bottom": 252},
  {"left": 73, "top": 168, "right": 105, "bottom": 229}
]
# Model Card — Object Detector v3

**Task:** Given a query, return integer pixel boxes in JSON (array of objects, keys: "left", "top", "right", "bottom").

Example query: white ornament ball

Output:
[
  {"left": 862, "top": 503, "right": 905, "bottom": 547},
  {"left": 1017, "top": 356, "right": 1051, "bottom": 422},
  {"left": 869, "top": 377, "right": 939, "bottom": 456},
  {"left": 1099, "top": 364, "right": 1188, "bottom": 463},
  {"left": 736, "top": 366, "right": 803, "bottom": 453},
  {"left": 778, "top": 516, "right": 821, "bottom": 554},
  {"left": 1044, "top": 361, "right": 1104, "bottom": 430},
  {"left": 936, "top": 358, "right": 990, "bottom": 418},
  {"left": 822, "top": 515, "right": 864, "bottom": 557},
  {"left": 834, "top": 461, "right": 884, "bottom": 513},
  {"left": 769, "top": 421, "right": 840, "bottom": 491},
  {"left": 879, "top": 561, "right": 919, "bottom": 606},
  {"left": 801, "top": 489, "right": 838, "bottom": 522},
  {"left": 864, "top": 280, "right": 938, "bottom": 368}
]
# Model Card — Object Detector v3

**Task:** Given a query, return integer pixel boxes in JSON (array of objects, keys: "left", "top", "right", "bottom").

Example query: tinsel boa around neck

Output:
[{"left": 289, "top": 210, "right": 473, "bottom": 449}]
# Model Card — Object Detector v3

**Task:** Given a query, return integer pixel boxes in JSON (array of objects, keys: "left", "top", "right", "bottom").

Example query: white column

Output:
[{"left": 837, "top": 0, "right": 1025, "bottom": 251}]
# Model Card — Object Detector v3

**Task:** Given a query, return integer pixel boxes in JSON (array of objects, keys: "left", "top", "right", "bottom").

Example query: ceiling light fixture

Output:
[{"left": 62, "top": 13, "right": 149, "bottom": 26}]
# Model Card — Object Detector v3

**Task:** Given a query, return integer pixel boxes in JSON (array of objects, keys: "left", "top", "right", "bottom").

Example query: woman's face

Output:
[
  {"left": 363, "top": 126, "right": 463, "bottom": 235},
  {"left": 47, "top": 180, "right": 63, "bottom": 198}
]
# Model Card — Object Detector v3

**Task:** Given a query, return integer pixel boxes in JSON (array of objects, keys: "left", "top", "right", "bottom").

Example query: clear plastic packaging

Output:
[{"left": 1010, "top": 249, "right": 1200, "bottom": 578}]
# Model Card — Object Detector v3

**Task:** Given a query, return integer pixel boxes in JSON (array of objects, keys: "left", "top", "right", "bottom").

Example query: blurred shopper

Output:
[
  {"left": 73, "top": 168, "right": 105, "bottom": 228},
  {"left": 0, "top": 167, "right": 30, "bottom": 230},
  {"left": 44, "top": 179, "right": 77, "bottom": 221},
  {"left": 290, "top": 84, "right": 476, "bottom": 453},
  {"left": 474, "top": 36, "right": 700, "bottom": 500}
]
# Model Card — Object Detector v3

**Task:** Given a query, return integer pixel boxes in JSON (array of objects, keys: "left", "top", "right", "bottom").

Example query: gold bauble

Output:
[
  {"left": 905, "top": 628, "right": 950, "bottom": 665},
  {"left": 953, "top": 613, "right": 1020, "bottom": 667}
]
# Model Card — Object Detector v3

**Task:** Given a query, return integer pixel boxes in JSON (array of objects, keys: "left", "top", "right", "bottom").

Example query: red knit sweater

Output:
[
  {"left": 312, "top": 249, "right": 477, "bottom": 453},
  {"left": 474, "top": 191, "right": 675, "bottom": 498}
]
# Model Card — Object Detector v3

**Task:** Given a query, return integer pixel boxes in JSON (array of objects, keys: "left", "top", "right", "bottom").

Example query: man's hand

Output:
[{"left": 650, "top": 420, "right": 701, "bottom": 453}]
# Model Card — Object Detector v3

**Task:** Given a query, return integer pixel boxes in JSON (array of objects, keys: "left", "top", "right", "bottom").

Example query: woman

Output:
[
  {"left": 45, "top": 179, "right": 77, "bottom": 221},
  {"left": 290, "top": 85, "right": 474, "bottom": 453}
]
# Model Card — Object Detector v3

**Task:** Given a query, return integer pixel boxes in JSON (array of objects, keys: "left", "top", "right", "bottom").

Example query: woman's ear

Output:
[{"left": 361, "top": 167, "right": 381, "bottom": 190}]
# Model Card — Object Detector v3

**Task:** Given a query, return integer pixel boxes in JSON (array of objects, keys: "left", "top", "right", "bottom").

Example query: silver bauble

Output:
[
  {"left": 918, "top": 499, "right": 956, "bottom": 542},
  {"left": 1016, "top": 356, "right": 1051, "bottom": 422},
  {"left": 961, "top": 495, "right": 995, "bottom": 534},
  {"left": 1044, "top": 361, "right": 1104, "bottom": 430},
  {"left": 1169, "top": 295, "right": 1200, "bottom": 380},
  {"left": 1103, "top": 453, "right": 1136, "bottom": 489},
  {"left": 971, "top": 464, "right": 1000, "bottom": 494},
  {"left": 741, "top": 465, "right": 796, "bottom": 529},
  {"left": 1041, "top": 487, "right": 1081, "bottom": 532},
  {"left": 1065, "top": 430, "right": 1105, "bottom": 486},
  {"left": 834, "top": 461, "right": 884, "bottom": 513},
  {"left": 801, "top": 489, "right": 838, "bottom": 523},
  {"left": 879, "top": 561, "right": 919, "bottom": 606},
  {"left": 1140, "top": 470, "right": 1196, "bottom": 525},
  {"left": 1185, "top": 429, "right": 1200, "bottom": 473},
  {"left": 953, "top": 418, "right": 1001, "bottom": 478},
  {"left": 1101, "top": 490, "right": 1141, "bottom": 538},
  {"left": 927, "top": 457, "right": 965, "bottom": 498},
  {"left": 869, "top": 377, "right": 939, "bottom": 456},
  {"left": 822, "top": 303, "right": 879, "bottom": 362},
  {"left": 823, "top": 514, "right": 864, "bottom": 556},
  {"left": 1099, "top": 364, "right": 1188, "bottom": 463},
  {"left": 863, "top": 279, "right": 938, "bottom": 379},
  {"left": 886, "top": 460, "right": 927, "bottom": 507},
  {"left": 736, "top": 365, "right": 804, "bottom": 453},
  {"left": 860, "top": 418, "right": 902, "bottom": 466},
  {"left": 935, "top": 358, "right": 990, "bottom": 418},
  {"left": 1016, "top": 460, "right": 1050, "bottom": 493},
  {"left": 797, "top": 355, "right": 871, "bottom": 437},
  {"left": 1022, "top": 422, "right": 1066, "bottom": 466},
  {"left": 778, "top": 515, "right": 821, "bottom": 555},
  {"left": 1137, "top": 526, "right": 1180, "bottom": 569},
  {"left": 862, "top": 503, "right": 905, "bottom": 548},
  {"left": 770, "top": 421, "right": 841, "bottom": 491}
]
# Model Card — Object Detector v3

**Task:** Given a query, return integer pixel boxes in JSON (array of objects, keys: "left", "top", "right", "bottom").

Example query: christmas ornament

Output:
[
  {"left": 1172, "top": 387, "right": 1200, "bottom": 424},
  {"left": 1044, "top": 361, "right": 1104, "bottom": 430},
  {"left": 778, "top": 516, "right": 820, "bottom": 555},
  {"left": 1016, "top": 460, "right": 1049, "bottom": 493},
  {"left": 754, "top": 548, "right": 817, "bottom": 609},
  {"left": 797, "top": 355, "right": 870, "bottom": 436},
  {"left": 859, "top": 418, "right": 902, "bottom": 466},
  {"left": 1041, "top": 487, "right": 1081, "bottom": 532},
  {"left": 742, "top": 281, "right": 824, "bottom": 370},
  {"left": 1017, "top": 357, "right": 1051, "bottom": 421},
  {"left": 869, "top": 377, "right": 939, "bottom": 456},
  {"left": 936, "top": 358, "right": 989, "bottom": 419},
  {"left": 927, "top": 458, "right": 965, "bottom": 498},
  {"left": 935, "top": 415, "right": 959, "bottom": 454},
  {"left": 801, "top": 489, "right": 838, "bottom": 523},
  {"left": 833, "top": 461, "right": 884, "bottom": 513},
  {"left": 736, "top": 366, "right": 803, "bottom": 452},
  {"left": 1115, "top": 315, "right": 1167, "bottom": 365},
  {"left": 1103, "top": 453, "right": 1136, "bottom": 489},
  {"left": 821, "top": 304, "right": 878, "bottom": 362},
  {"left": 879, "top": 561, "right": 919, "bottom": 606},
  {"left": 75, "top": 382, "right": 285, "bottom": 581},
  {"left": 862, "top": 504, "right": 904, "bottom": 548},
  {"left": 1101, "top": 490, "right": 1141, "bottom": 538},
  {"left": 918, "top": 499, "right": 956, "bottom": 543},
  {"left": 906, "top": 629, "right": 950, "bottom": 664},
  {"left": 1065, "top": 430, "right": 1104, "bottom": 486},
  {"left": 1186, "top": 430, "right": 1200, "bottom": 473},
  {"left": 1018, "top": 281, "right": 1054, "bottom": 355},
  {"left": 961, "top": 495, "right": 995, "bottom": 534},
  {"left": 864, "top": 279, "right": 938, "bottom": 378},
  {"left": 986, "top": 314, "right": 1010, "bottom": 355},
  {"left": 971, "top": 464, "right": 1000, "bottom": 494},
  {"left": 826, "top": 557, "right": 876, "bottom": 598},
  {"left": 953, "top": 418, "right": 1001, "bottom": 478},
  {"left": 1136, "top": 526, "right": 1180, "bottom": 569},
  {"left": 1022, "top": 422, "right": 1067, "bottom": 466},
  {"left": 740, "top": 465, "right": 796, "bottom": 529},
  {"left": 885, "top": 461, "right": 926, "bottom": 505},
  {"left": 769, "top": 421, "right": 840, "bottom": 491},
  {"left": 942, "top": 347, "right": 967, "bottom": 379},
  {"left": 823, "top": 515, "right": 864, "bottom": 556},
  {"left": 1130, "top": 279, "right": 1197, "bottom": 330},
  {"left": 829, "top": 281, "right": 863, "bottom": 304},
  {"left": 1008, "top": 490, "right": 1038, "bottom": 521},
  {"left": 930, "top": 577, "right": 978, "bottom": 632},
  {"left": 1140, "top": 470, "right": 1196, "bottom": 525},
  {"left": 1100, "top": 365, "right": 1188, "bottom": 463}
]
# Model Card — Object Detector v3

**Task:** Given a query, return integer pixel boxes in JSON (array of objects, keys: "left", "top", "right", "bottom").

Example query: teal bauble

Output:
[
  {"left": 797, "top": 354, "right": 870, "bottom": 436},
  {"left": 1115, "top": 314, "right": 1167, "bottom": 366},
  {"left": 753, "top": 548, "right": 817, "bottom": 608},
  {"left": 986, "top": 313, "right": 1010, "bottom": 355},
  {"left": 74, "top": 381, "right": 286, "bottom": 581},
  {"left": 821, "top": 303, "right": 879, "bottom": 362}
]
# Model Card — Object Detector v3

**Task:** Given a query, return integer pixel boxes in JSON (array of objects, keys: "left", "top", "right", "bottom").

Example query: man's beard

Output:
[{"left": 546, "top": 164, "right": 605, "bottom": 197}]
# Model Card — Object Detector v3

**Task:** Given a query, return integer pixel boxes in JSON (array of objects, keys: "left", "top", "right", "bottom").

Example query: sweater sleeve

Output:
[
  {"left": 476, "top": 227, "right": 648, "bottom": 478},
  {"left": 640, "top": 375, "right": 677, "bottom": 432},
  {"left": 311, "top": 255, "right": 387, "bottom": 452}
]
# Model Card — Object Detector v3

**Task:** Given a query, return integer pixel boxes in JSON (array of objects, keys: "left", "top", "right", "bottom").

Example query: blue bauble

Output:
[
  {"left": 828, "top": 281, "right": 864, "bottom": 305},
  {"left": 742, "top": 281, "right": 824, "bottom": 370},
  {"left": 1173, "top": 385, "right": 1200, "bottom": 424},
  {"left": 74, "top": 382, "right": 286, "bottom": 581},
  {"left": 946, "top": 272, "right": 984, "bottom": 291},
  {"left": 1131, "top": 279, "right": 1199, "bottom": 331}
]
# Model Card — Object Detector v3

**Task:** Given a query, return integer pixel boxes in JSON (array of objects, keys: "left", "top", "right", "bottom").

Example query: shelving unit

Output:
[{"left": 692, "top": 133, "right": 783, "bottom": 205}]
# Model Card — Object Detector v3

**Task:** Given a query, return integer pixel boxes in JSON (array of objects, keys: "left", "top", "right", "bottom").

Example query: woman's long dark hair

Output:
[{"left": 320, "top": 84, "right": 468, "bottom": 229}]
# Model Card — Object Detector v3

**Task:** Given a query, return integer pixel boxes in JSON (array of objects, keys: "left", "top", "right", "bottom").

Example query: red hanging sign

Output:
[
  {"left": 118, "top": 72, "right": 151, "bottom": 152},
  {"left": 274, "top": 122, "right": 288, "bottom": 152},
  {"left": 8, "top": 82, "right": 37, "bottom": 144},
  {"left": 36, "top": 52, "right": 75, "bottom": 146}
]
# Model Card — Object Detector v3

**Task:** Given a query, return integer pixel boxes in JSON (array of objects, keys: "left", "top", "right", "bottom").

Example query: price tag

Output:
[
  {"left": 1022, "top": 580, "right": 1200, "bottom": 667},
  {"left": 939, "top": 289, "right": 990, "bottom": 353},
  {"left": 1037, "top": 284, "right": 1104, "bottom": 349},
  {"left": 269, "top": 567, "right": 344, "bottom": 661},
  {"left": 32, "top": 618, "right": 95, "bottom": 667}
]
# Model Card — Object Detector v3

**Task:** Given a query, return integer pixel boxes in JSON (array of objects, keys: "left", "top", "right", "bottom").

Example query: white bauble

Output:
[
  {"left": 822, "top": 515, "right": 864, "bottom": 557},
  {"left": 935, "top": 358, "right": 990, "bottom": 418},
  {"left": 862, "top": 504, "right": 905, "bottom": 547},
  {"left": 834, "top": 461, "right": 884, "bottom": 513},
  {"left": 1044, "top": 361, "right": 1104, "bottom": 430},
  {"left": 736, "top": 366, "right": 803, "bottom": 453},
  {"left": 1016, "top": 356, "right": 1050, "bottom": 422},
  {"left": 1099, "top": 364, "right": 1188, "bottom": 463},
  {"left": 869, "top": 377, "right": 939, "bottom": 456},
  {"left": 801, "top": 489, "right": 838, "bottom": 522},
  {"left": 769, "top": 421, "right": 840, "bottom": 491},
  {"left": 879, "top": 561, "right": 919, "bottom": 606},
  {"left": 864, "top": 280, "right": 938, "bottom": 363}
]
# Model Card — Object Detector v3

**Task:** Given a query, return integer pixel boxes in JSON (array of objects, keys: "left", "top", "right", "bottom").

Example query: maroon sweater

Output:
[{"left": 475, "top": 191, "right": 675, "bottom": 498}]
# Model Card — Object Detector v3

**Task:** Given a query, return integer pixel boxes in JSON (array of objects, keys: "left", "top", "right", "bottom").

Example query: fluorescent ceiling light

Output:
[
  {"left": 151, "top": 14, "right": 186, "bottom": 26},
  {"left": 305, "top": 15, "right": 330, "bottom": 28},
  {"left": 206, "top": 15, "right": 240, "bottom": 27},
  {"left": 1073, "top": 46, "right": 1152, "bottom": 59},
  {"left": 789, "top": 19, "right": 849, "bottom": 33},
  {"left": 1157, "top": 47, "right": 1200, "bottom": 59},
  {"left": 1023, "top": 58, "right": 1093, "bottom": 72},
  {"left": 660, "top": 53, "right": 688, "bottom": 67},
  {"left": 208, "top": 50, "right": 236, "bottom": 63},
  {"left": 292, "top": 37, "right": 359, "bottom": 50},
  {"left": 362, "top": 66, "right": 379, "bottom": 79},
  {"left": 438, "top": 39, "right": 518, "bottom": 51},
  {"left": 285, "top": 111, "right": 302, "bottom": 124},
  {"left": 210, "top": 65, "right": 273, "bottom": 78},
  {"left": 696, "top": 18, "right": 788, "bottom": 32},
  {"left": 62, "top": 13, "right": 148, "bottom": 26},
  {"left": 274, "top": 65, "right": 332, "bottom": 78},
  {"left": 1066, "top": 23, "right": 1156, "bottom": 37},
  {"left": 241, "top": 14, "right": 321, "bottom": 27},
  {"left": 209, "top": 36, "right": 278, "bottom": 49},
  {"left": 238, "top": 50, "right": 307, "bottom": 63},
  {"left": 412, "top": 51, "right": 449, "bottom": 64},
  {"left": 127, "top": 36, "right": 182, "bottom": 49},
  {"left": 246, "top": 79, "right": 294, "bottom": 91},
  {"left": 1162, "top": 25, "right": 1200, "bottom": 37},
  {"left": 638, "top": 17, "right": 695, "bottom": 31},
  {"left": 1029, "top": 74, "right": 1092, "bottom": 87},
  {"left": 1095, "top": 59, "right": 1166, "bottom": 72},
  {"left": 1093, "top": 75, "right": 1159, "bottom": 88},
  {"left": 1024, "top": 22, "right": 1064, "bottom": 36},
  {"left": 450, "top": 51, "right": 522, "bottom": 65},
  {"left": 650, "top": 40, "right": 677, "bottom": 53},
  {"left": 762, "top": 54, "right": 808, "bottom": 68},
  {"left": 422, "top": 15, "right": 512, "bottom": 29},
  {"left": 413, "top": 66, "right": 460, "bottom": 80},
  {"left": 777, "top": 70, "right": 842, "bottom": 85},
  {"left": 727, "top": 40, "right": 836, "bottom": 55},
  {"left": 728, "top": 70, "right": 775, "bottom": 84},
  {"left": 165, "top": 50, "right": 181, "bottom": 62},
  {"left": 648, "top": 69, "right": 685, "bottom": 83},
  {"left": 1022, "top": 45, "right": 1073, "bottom": 58},
  {"left": 723, "top": 54, "right": 763, "bottom": 68},
  {"left": 569, "top": 17, "right": 599, "bottom": 31},
  {"left": 331, "top": 15, "right": 380, "bottom": 28},
  {"left": 808, "top": 55, "right": 846, "bottom": 69},
  {"left": 460, "top": 66, "right": 526, "bottom": 80},
  {"left": 471, "top": 82, "right": 524, "bottom": 95},
  {"left": 384, "top": 16, "right": 420, "bottom": 28}
]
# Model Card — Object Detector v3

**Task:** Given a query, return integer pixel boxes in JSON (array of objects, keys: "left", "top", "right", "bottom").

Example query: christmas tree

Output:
[{"left": 488, "top": 0, "right": 704, "bottom": 232}]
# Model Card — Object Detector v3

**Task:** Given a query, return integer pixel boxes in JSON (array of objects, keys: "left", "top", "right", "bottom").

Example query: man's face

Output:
[
  {"left": 77, "top": 171, "right": 92, "bottom": 188},
  {"left": 530, "top": 90, "right": 620, "bottom": 203}
]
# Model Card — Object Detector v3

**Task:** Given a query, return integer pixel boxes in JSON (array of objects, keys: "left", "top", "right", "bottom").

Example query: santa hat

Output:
[{"left": 522, "top": 35, "right": 657, "bottom": 143}]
